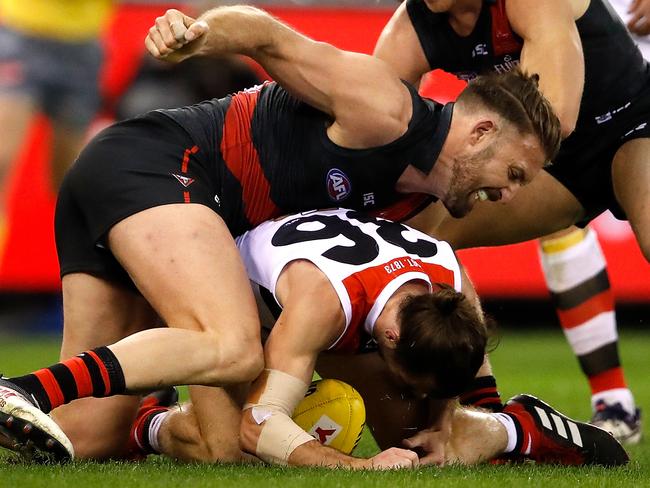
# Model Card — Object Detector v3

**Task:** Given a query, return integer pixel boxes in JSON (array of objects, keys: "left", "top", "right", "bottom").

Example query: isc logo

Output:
[{"left": 326, "top": 168, "right": 352, "bottom": 202}]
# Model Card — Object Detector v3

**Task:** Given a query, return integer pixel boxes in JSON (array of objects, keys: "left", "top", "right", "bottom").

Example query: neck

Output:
[
  {"left": 395, "top": 163, "right": 451, "bottom": 197},
  {"left": 396, "top": 107, "right": 463, "bottom": 197},
  {"left": 447, "top": 0, "right": 483, "bottom": 36},
  {"left": 373, "top": 281, "right": 429, "bottom": 342}
]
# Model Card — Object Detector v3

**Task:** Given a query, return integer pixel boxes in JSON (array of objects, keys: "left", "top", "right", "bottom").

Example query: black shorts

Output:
[
  {"left": 55, "top": 111, "right": 223, "bottom": 286},
  {"left": 546, "top": 86, "right": 650, "bottom": 224}
]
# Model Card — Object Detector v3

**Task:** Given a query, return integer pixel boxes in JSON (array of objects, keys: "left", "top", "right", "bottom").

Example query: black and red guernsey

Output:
[
  {"left": 406, "top": 0, "right": 650, "bottom": 129},
  {"left": 159, "top": 81, "right": 452, "bottom": 236},
  {"left": 406, "top": 0, "right": 650, "bottom": 220}
]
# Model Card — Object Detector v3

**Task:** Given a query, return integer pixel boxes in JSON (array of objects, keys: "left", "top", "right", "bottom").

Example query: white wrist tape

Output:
[{"left": 244, "top": 369, "right": 315, "bottom": 464}]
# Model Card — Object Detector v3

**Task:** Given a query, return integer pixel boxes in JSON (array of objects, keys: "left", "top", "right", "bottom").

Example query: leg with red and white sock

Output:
[
  {"left": 538, "top": 227, "right": 640, "bottom": 443},
  {"left": 128, "top": 385, "right": 250, "bottom": 463},
  {"left": 492, "top": 394, "right": 629, "bottom": 466},
  {"left": 359, "top": 395, "right": 628, "bottom": 467}
]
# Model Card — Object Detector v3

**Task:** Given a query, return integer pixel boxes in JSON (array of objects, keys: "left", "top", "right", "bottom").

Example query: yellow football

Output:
[{"left": 292, "top": 379, "right": 366, "bottom": 455}]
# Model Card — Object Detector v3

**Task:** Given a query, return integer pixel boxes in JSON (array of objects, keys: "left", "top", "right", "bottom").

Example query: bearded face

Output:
[
  {"left": 439, "top": 130, "right": 546, "bottom": 218},
  {"left": 441, "top": 144, "right": 495, "bottom": 218}
]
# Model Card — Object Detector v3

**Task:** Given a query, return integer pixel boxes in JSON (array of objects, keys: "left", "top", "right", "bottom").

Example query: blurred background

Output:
[{"left": 0, "top": 0, "right": 647, "bottom": 336}]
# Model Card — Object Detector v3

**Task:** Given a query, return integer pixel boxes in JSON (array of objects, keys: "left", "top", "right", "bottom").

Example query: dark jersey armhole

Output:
[{"left": 259, "top": 285, "right": 282, "bottom": 320}]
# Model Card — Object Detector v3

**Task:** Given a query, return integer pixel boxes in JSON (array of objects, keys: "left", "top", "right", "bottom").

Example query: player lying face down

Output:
[
  {"left": 126, "top": 208, "right": 484, "bottom": 468},
  {"left": 127, "top": 210, "right": 627, "bottom": 469},
  {"left": 238, "top": 209, "right": 486, "bottom": 468}
]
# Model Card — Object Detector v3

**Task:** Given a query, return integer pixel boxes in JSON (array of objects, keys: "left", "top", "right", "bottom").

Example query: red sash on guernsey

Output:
[
  {"left": 220, "top": 82, "right": 281, "bottom": 226},
  {"left": 490, "top": 0, "right": 523, "bottom": 57}
]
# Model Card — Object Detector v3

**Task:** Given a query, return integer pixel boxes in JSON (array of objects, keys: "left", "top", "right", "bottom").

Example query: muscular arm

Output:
[
  {"left": 146, "top": 7, "right": 412, "bottom": 148},
  {"left": 374, "top": 1, "right": 432, "bottom": 85},
  {"left": 507, "top": 0, "right": 585, "bottom": 137}
]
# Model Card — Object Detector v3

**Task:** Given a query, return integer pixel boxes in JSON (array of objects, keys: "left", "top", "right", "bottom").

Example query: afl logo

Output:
[{"left": 326, "top": 169, "right": 352, "bottom": 202}]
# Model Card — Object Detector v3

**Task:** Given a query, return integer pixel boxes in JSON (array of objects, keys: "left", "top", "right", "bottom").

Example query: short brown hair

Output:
[
  {"left": 457, "top": 68, "right": 562, "bottom": 164},
  {"left": 395, "top": 284, "right": 487, "bottom": 398}
]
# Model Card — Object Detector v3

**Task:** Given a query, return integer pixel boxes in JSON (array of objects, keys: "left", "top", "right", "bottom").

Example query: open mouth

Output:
[{"left": 474, "top": 188, "right": 502, "bottom": 202}]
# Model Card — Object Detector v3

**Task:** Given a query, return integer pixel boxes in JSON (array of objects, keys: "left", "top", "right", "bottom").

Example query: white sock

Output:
[
  {"left": 592, "top": 388, "right": 636, "bottom": 416},
  {"left": 148, "top": 410, "right": 170, "bottom": 454},
  {"left": 492, "top": 412, "right": 518, "bottom": 453}
]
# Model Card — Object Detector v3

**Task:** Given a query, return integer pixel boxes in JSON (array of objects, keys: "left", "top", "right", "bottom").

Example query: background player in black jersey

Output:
[
  {"left": 377, "top": 0, "right": 646, "bottom": 442},
  {"left": 0, "top": 5, "right": 559, "bottom": 462}
]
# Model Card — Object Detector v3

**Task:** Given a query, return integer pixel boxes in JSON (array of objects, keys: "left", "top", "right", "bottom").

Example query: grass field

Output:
[{"left": 0, "top": 328, "right": 648, "bottom": 487}]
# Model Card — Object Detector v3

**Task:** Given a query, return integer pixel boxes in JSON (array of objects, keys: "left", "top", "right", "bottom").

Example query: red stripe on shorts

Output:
[
  {"left": 33, "top": 369, "right": 65, "bottom": 410},
  {"left": 65, "top": 356, "right": 95, "bottom": 398},
  {"left": 181, "top": 146, "right": 199, "bottom": 174},
  {"left": 220, "top": 86, "right": 280, "bottom": 225}
]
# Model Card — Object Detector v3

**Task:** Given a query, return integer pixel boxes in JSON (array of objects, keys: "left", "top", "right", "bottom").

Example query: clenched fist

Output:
[{"left": 145, "top": 9, "right": 209, "bottom": 63}]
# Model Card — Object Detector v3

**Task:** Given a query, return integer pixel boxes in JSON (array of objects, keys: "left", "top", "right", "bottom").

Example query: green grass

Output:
[{"left": 0, "top": 329, "right": 649, "bottom": 487}]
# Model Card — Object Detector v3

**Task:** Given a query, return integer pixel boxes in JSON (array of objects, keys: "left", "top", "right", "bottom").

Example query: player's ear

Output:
[
  {"left": 470, "top": 119, "right": 496, "bottom": 144},
  {"left": 384, "top": 328, "right": 400, "bottom": 348}
]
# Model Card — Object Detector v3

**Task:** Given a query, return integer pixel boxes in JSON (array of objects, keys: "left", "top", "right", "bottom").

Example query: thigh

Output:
[
  {"left": 107, "top": 204, "right": 260, "bottom": 346},
  {"left": 52, "top": 273, "right": 160, "bottom": 459},
  {"left": 316, "top": 353, "right": 429, "bottom": 450},
  {"left": 408, "top": 170, "right": 585, "bottom": 249},
  {"left": 611, "top": 137, "right": 650, "bottom": 262}
]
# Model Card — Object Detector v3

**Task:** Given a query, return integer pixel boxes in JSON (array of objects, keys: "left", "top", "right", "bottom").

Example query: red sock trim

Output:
[
  {"left": 86, "top": 350, "right": 111, "bottom": 396},
  {"left": 33, "top": 369, "right": 65, "bottom": 410},
  {"left": 557, "top": 290, "right": 614, "bottom": 329},
  {"left": 588, "top": 366, "right": 627, "bottom": 394},
  {"left": 474, "top": 396, "right": 501, "bottom": 408},
  {"left": 65, "top": 356, "right": 95, "bottom": 398},
  {"left": 459, "top": 386, "right": 497, "bottom": 401}
]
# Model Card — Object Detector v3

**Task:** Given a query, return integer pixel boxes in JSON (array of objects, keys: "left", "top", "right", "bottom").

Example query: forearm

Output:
[
  {"left": 287, "top": 439, "right": 366, "bottom": 469},
  {"left": 195, "top": 6, "right": 284, "bottom": 59}
]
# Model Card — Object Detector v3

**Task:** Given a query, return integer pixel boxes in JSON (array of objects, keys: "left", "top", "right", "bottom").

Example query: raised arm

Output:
[
  {"left": 240, "top": 261, "right": 418, "bottom": 469},
  {"left": 145, "top": 7, "right": 412, "bottom": 147},
  {"left": 507, "top": 0, "right": 585, "bottom": 137},
  {"left": 374, "top": 1, "right": 432, "bottom": 85}
]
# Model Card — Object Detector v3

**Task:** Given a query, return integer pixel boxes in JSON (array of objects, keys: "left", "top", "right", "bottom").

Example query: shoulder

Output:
[
  {"left": 328, "top": 77, "right": 413, "bottom": 148},
  {"left": 277, "top": 260, "right": 342, "bottom": 315}
]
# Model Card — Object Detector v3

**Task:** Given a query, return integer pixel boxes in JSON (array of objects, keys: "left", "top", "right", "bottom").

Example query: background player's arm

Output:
[
  {"left": 628, "top": 0, "right": 650, "bottom": 35},
  {"left": 507, "top": 0, "right": 584, "bottom": 137},
  {"left": 145, "top": 7, "right": 412, "bottom": 148},
  {"left": 240, "top": 261, "right": 419, "bottom": 469},
  {"left": 374, "top": 1, "right": 432, "bottom": 86}
]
